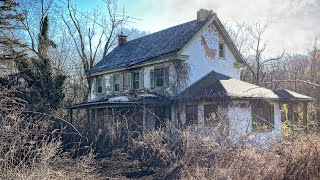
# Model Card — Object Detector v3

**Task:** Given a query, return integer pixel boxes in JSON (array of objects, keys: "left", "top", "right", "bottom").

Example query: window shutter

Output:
[
  {"left": 119, "top": 74, "right": 124, "bottom": 92},
  {"left": 127, "top": 73, "right": 132, "bottom": 91},
  {"left": 150, "top": 68, "right": 154, "bottom": 89},
  {"left": 109, "top": 75, "right": 114, "bottom": 92},
  {"left": 164, "top": 66, "right": 169, "bottom": 87},
  {"left": 102, "top": 76, "right": 106, "bottom": 93},
  {"left": 93, "top": 78, "right": 97, "bottom": 95},
  {"left": 139, "top": 69, "right": 144, "bottom": 90}
]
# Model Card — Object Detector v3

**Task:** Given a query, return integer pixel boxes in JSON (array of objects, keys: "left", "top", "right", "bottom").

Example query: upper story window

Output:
[
  {"left": 96, "top": 77, "right": 103, "bottom": 94},
  {"left": 132, "top": 72, "right": 140, "bottom": 90},
  {"left": 218, "top": 43, "right": 225, "bottom": 59},
  {"left": 155, "top": 67, "right": 164, "bottom": 87},
  {"left": 114, "top": 74, "right": 120, "bottom": 92},
  {"left": 150, "top": 66, "right": 169, "bottom": 88},
  {"left": 93, "top": 76, "right": 105, "bottom": 95}
]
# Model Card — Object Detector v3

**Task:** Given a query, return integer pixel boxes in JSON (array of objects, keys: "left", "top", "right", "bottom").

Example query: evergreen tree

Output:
[{"left": 0, "top": 0, "right": 26, "bottom": 61}]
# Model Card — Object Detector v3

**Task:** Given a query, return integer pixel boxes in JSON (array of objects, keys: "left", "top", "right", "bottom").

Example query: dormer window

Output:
[{"left": 218, "top": 43, "right": 225, "bottom": 59}]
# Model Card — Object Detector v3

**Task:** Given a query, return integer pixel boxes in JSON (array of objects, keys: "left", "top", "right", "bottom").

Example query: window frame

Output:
[
  {"left": 251, "top": 100, "right": 275, "bottom": 132},
  {"left": 218, "top": 42, "right": 225, "bottom": 59},
  {"left": 186, "top": 104, "right": 198, "bottom": 126},
  {"left": 113, "top": 74, "right": 120, "bottom": 92},
  {"left": 154, "top": 67, "right": 165, "bottom": 88},
  {"left": 96, "top": 77, "right": 103, "bottom": 94},
  {"left": 204, "top": 103, "right": 219, "bottom": 127},
  {"left": 132, "top": 71, "right": 140, "bottom": 90}
]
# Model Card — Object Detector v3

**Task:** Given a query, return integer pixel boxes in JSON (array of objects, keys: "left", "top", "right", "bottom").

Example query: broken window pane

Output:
[
  {"left": 204, "top": 104, "right": 218, "bottom": 127},
  {"left": 252, "top": 100, "right": 275, "bottom": 132},
  {"left": 186, "top": 104, "right": 198, "bottom": 126}
]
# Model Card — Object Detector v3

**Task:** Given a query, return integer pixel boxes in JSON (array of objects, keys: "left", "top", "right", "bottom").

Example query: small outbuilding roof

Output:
[
  {"left": 178, "top": 71, "right": 280, "bottom": 101},
  {"left": 274, "top": 89, "right": 313, "bottom": 102}
]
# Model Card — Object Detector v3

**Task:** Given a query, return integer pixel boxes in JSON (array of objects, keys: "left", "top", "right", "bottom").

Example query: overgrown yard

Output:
[{"left": 1, "top": 87, "right": 320, "bottom": 179}]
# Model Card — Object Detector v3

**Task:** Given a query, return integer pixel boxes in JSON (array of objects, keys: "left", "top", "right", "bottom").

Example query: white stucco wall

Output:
[
  {"left": 228, "top": 100, "right": 282, "bottom": 144},
  {"left": 181, "top": 22, "right": 241, "bottom": 87},
  {"left": 175, "top": 100, "right": 282, "bottom": 145}
]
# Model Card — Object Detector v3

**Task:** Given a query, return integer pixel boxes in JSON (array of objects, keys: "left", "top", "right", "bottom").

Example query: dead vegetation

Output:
[
  {"left": 0, "top": 87, "right": 97, "bottom": 180},
  {"left": 1, "top": 87, "right": 320, "bottom": 179}
]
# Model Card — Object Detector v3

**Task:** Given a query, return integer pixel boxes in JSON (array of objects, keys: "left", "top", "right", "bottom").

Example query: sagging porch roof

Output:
[
  {"left": 68, "top": 96, "right": 171, "bottom": 109},
  {"left": 178, "top": 71, "right": 313, "bottom": 102},
  {"left": 178, "top": 71, "right": 279, "bottom": 101}
]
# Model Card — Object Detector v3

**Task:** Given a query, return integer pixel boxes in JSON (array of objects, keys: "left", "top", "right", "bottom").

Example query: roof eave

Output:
[{"left": 86, "top": 54, "right": 189, "bottom": 77}]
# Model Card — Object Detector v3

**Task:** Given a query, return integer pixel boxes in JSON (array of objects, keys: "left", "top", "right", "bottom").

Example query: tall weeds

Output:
[{"left": 0, "top": 87, "right": 97, "bottom": 180}]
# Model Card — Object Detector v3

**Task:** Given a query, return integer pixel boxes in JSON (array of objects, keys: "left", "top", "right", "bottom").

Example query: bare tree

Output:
[{"left": 62, "top": 0, "right": 127, "bottom": 100}]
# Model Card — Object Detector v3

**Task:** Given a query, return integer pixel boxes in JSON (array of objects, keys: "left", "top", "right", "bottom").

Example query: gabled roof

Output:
[
  {"left": 178, "top": 71, "right": 280, "bottom": 100},
  {"left": 274, "top": 89, "right": 313, "bottom": 102},
  {"left": 88, "top": 18, "right": 209, "bottom": 75},
  {"left": 88, "top": 13, "right": 245, "bottom": 76}
]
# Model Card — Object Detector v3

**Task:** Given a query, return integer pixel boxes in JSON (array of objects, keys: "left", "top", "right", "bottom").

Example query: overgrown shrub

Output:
[
  {"left": 0, "top": 87, "right": 97, "bottom": 179},
  {"left": 134, "top": 125, "right": 320, "bottom": 179}
]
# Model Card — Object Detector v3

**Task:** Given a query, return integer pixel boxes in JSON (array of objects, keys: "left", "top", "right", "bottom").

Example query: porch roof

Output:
[
  {"left": 178, "top": 71, "right": 280, "bottom": 101},
  {"left": 274, "top": 89, "right": 313, "bottom": 102},
  {"left": 68, "top": 95, "right": 171, "bottom": 109}
]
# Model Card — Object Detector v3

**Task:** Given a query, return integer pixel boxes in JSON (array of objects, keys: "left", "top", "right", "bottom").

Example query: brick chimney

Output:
[
  {"left": 118, "top": 33, "right": 127, "bottom": 45},
  {"left": 197, "top": 9, "right": 215, "bottom": 21}
]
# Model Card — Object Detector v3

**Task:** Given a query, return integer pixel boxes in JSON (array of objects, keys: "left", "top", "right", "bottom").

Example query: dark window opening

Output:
[
  {"left": 155, "top": 67, "right": 164, "bottom": 87},
  {"left": 252, "top": 100, "right": 275, "bottom": 132},
  {"left": 132, "top": 72, "right": 140, "bottom": 89},
  {"left": 186, "top": 104, "right": 198, "bottom": 126},
  {"left": 96, "top": 77, "right": 103, "bottom": 94},
  {"left": 219, "top": 43, "right": 225, "bottom": 58},
  {"left": 114, "top": 75, "right": 120, "bottom": 92},
  {"left": 204, "top": 104, "right": 219, "bottom": 127}
]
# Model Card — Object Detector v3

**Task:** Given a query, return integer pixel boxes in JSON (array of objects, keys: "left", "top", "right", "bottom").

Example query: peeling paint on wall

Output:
[{"left": 200, "top": 35, "right": 216, "bottom": 59}]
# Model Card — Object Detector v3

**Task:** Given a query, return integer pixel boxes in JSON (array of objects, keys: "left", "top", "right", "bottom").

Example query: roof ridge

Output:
[{"left": 122, "top": 19, "right": 199, "bottom": 44}]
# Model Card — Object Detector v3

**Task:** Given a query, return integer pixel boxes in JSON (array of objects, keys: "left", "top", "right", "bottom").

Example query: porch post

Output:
[
  {"left": 289, "top": 103, "right": 295, "bottom": 137},
  {"left": 303, "top": 102, "right": 308, "bottom": 133}
]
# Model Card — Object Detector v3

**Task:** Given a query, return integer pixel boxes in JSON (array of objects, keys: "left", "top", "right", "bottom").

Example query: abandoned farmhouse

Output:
[{"left": 69, "top": 9, "right": 312, "bottom": 143}]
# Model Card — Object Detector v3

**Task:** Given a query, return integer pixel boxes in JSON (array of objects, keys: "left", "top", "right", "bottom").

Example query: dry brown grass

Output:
[
  {"left": 133, "top": 125, "right": 320, "bottom": 179},
  {"left": 0, "top": 87, "right": 98, "bottom": 180}
]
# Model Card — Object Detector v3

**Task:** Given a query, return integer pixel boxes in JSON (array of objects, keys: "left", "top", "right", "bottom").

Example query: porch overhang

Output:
[
  {"left": 274, "top": 89, "right": 313, "bottom": 103},
  {"left": 67, "top": 96, "right": 172, "bottom": 109}
]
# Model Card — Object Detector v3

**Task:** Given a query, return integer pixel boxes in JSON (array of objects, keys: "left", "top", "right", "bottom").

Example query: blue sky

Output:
[{"left": 69, "top": 0, "right": 320, "bottom": 56}]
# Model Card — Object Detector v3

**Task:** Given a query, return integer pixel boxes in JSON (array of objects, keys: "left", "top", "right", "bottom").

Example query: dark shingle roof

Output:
[
  {"left": 88, "top": 18, "right": 210, "bottom": 74},
  {"left": 178, "top": 71, "right": 280, "bottom": 100}
]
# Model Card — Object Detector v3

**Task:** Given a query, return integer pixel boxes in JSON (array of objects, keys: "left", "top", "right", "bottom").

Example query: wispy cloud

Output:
[{"left": 77, "top": 0, "right": 320, "bottom": 56}]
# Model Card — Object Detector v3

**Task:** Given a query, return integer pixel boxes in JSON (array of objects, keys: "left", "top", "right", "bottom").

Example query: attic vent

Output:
[
  {"left": 197, "top": 9, "right": 215, "bottom": 21},
  {"left": 118, "top": 33, "right": 127, "bottom": 45}
]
